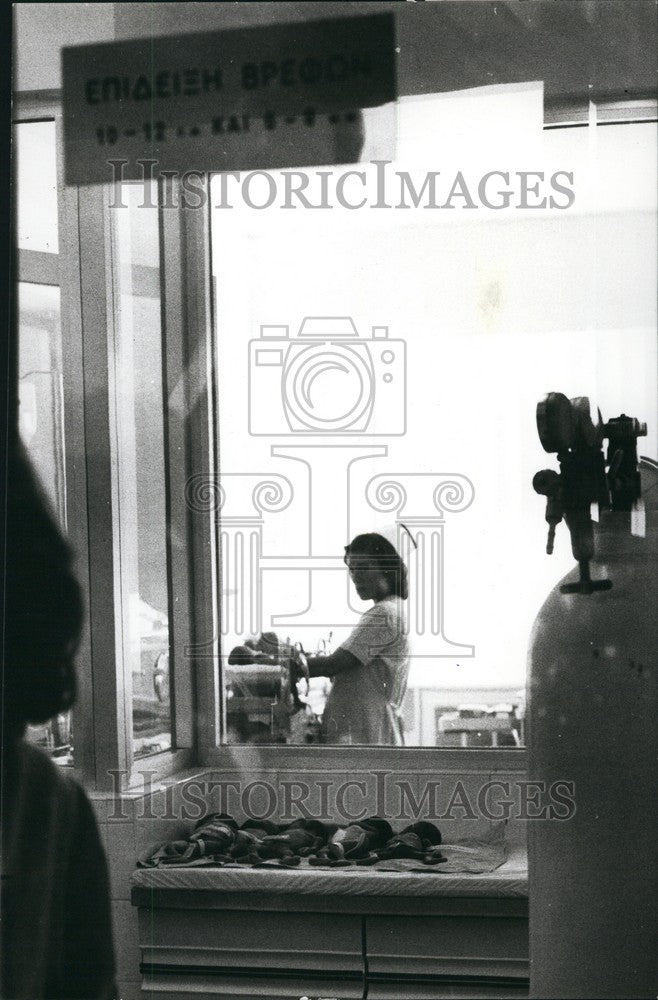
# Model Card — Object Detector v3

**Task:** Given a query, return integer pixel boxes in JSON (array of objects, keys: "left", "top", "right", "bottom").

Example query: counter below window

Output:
[{"left": 132, "top": 847, "right": 528, "bottom": 999}]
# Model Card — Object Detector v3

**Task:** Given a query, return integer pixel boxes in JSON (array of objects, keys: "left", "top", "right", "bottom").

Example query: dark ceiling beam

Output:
[
  {"left": 111, "top": 2, "right": 657, "bottom": 103},
  {"left": 400, "top": 1, "right": 657, "bottom": 101}
]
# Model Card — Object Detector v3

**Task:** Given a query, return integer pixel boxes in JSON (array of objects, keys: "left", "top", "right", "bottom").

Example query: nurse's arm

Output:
[{"left": 305, "top": 648, "right": 361, "bottom": 678}]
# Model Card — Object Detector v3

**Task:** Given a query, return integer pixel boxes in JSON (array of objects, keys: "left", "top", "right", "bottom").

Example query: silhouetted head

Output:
[
  {"left": 4, "top": 440, "right": 83, "bottom": 739},
  {"left": 344, "top": 532, "right": 409, "bottom": 601}
]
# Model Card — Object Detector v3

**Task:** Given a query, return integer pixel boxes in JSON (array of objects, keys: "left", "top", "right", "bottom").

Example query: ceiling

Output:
[{"left": 111, "top": 1, "right": 658, "bottom": 104}]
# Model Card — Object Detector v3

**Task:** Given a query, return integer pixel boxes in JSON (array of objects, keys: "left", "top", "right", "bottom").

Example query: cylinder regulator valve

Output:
[{"left": 532, "top": 392, "right": 646, "bottom": 594}]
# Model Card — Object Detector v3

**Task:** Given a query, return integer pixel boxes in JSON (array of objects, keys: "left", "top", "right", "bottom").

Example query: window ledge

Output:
[
  {"left": 203, "top": 745, "right": 527, "bottom": 773},
  {"left": 131, "top": 845, "right": 527, "bottom": 900}
]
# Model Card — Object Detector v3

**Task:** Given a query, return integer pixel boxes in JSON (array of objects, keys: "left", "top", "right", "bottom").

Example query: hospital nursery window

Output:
[
  {"left": 208, "top": 93, "right": 656, "bottom": 749},
  {"left": 12, "top": 91, "right": 656, "bottom": 781}
]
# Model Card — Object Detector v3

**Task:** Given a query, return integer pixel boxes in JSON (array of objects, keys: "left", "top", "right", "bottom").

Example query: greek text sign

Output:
[{"left": 62, "top": 13, "right": 396, "bottom": 185}]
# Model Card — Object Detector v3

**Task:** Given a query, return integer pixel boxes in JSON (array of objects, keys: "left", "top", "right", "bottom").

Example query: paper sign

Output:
[{"left": 62, "top": 13, "right": 396, "bottom": 185}]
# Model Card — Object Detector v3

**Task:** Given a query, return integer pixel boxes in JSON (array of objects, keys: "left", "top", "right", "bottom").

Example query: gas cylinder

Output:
[{"left": 528, "top": 398, "right": 657, "bottom": 999}]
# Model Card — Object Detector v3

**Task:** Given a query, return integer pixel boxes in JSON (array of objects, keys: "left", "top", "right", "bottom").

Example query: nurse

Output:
[{"left": 293, "top": 529, "right": 413, "bottom": 745}]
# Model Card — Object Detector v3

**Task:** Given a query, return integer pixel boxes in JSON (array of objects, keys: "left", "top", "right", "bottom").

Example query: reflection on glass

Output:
[
  {"left": 13, "top": 121, "right": 59, "bottom": 254},
  {"left": 18, "top": 281, "right": 73, "bottom": 763},
  {"left": 110, "top": 183, "right": 172, "bottom": 759}
]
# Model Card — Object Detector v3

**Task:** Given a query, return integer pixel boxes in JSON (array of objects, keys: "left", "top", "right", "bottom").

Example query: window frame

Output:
[
  {"left": 13, "top": 92, "right": 96, "bottom": 784},
  {"left": 13, "top": 92, "right": 199, "bottom": 790},
  {"left": 17, "top": 91, "right": 655, "bottom": 787}
]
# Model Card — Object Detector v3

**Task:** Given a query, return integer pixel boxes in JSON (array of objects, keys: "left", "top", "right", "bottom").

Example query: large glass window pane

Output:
[
  {"left": 18, "top": 281, "right": 73, "bottom": 763},
  {"left": 211, "top": 94, "right": 656, "bottom": 746},
  {"left": 110, "top": 183, "right": 173, "bottom": 759},
  {"left": 13, "top": 121, "right": 59, "bottom": 254},
  {"left": 18, "top": 282, "right": 66, "bottom": 522}
]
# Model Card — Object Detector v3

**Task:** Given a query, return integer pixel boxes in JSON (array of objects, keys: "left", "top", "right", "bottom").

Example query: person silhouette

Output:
[
  {"left": 292, "top": 531, "right": 412, "bottom": 745},
  {"left": 1, "top": 438, "right": 116, "bottom": 999}
]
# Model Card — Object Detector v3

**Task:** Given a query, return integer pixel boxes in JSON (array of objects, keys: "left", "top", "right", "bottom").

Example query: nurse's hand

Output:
[
  {"left": 252, "top": 651, "right": 277, "bottom": 664},
  {"left": 289, "top": 645, "right": 310, "bottom": 693}
]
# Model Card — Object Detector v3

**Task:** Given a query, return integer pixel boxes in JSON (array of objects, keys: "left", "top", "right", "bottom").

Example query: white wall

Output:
[
  {"left": 13, "top": 3, "right": 115, "bottom": 91},
  {"left": 211, "top": 101, "right": 657, "bottom": 692}
]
